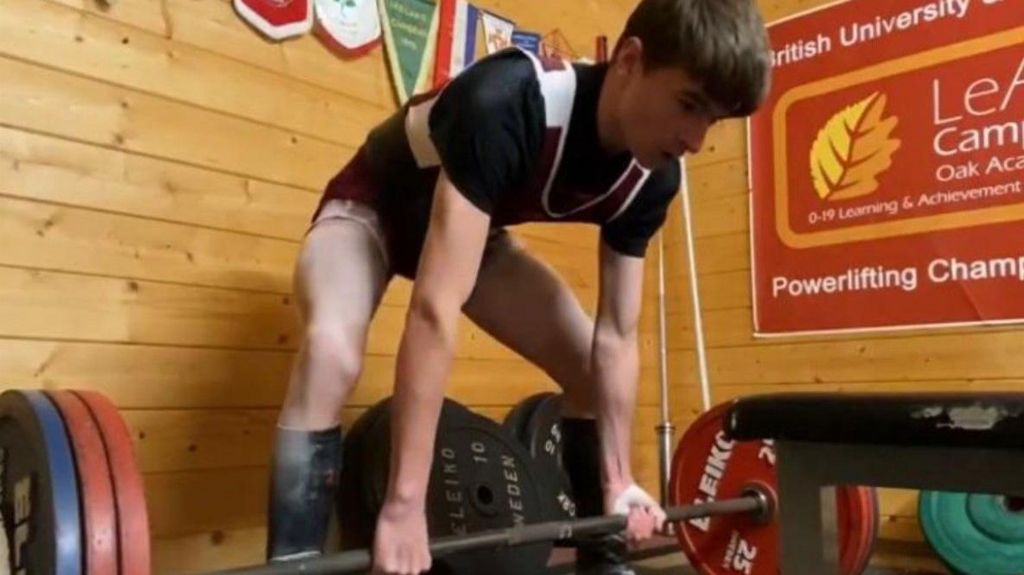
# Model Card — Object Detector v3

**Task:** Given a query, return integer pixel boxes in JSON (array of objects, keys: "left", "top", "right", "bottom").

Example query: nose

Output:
[{"left": 678, "top": 119, "right": 711, "bottom": 155}]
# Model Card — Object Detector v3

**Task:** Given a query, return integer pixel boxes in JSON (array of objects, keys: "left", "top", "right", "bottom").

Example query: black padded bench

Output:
[{"left": 725, "top": 392, "right": 1024, "bottom": 574}]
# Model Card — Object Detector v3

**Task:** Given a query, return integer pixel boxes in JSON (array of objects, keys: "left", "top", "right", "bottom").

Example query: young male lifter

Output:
[{"left": 266, "top": 1, "right": 771, "bottom": 573}]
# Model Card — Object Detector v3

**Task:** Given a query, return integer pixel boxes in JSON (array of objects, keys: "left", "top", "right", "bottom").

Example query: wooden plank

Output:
[
  {"left": 661, "top": 270, "right": 750, "bottom": 314},
  {"left": 0, "top": 126, "right": 318, "bottom": 241},
  {"left": 48, "top": 0, "right": 395, "bottom": 106},
  {"left": 870, "top": 545, "right": 950, "bottom": 575},
  {"left": 0, "top": 55, "right": 349, "bottom": 190},
  {"left": 127, "top": 403, "right": 670, "bottom": 475},
  {"left": 686, "top": 157, "right": 749, "bottom": 204},
  {"left": 0, "top": 193, "right": 604, "bottom": 308},
  {"left": 0, "top": 335, "right": 665, "bottom": 411},
  {"left": 142, "top": 407, "right": 665, "bottom": 536},
  {"left": 695, "top": 380, "right": 1024, "bottom": 405},
  {"left": 153, "top": 527, "right": 266, "bottom": 575},
  {"left": 0, "top": 265, "right": 297, "bottom": 348},
  {"left": 666, "top": 306, "right": 1024, "bottom": 350},
  {"left": 517, "top": 222, "right": 600, "bottom": 251},
  {"left": 670, "top": 232, "right": 750, "bottom": 276},
  {"left": 686, "top": 119, "right": 746, "bottom": 168},
  {"left": 128, "top": 409, "right": 277, "bottom": 474},
  {"left": 146, "top": 467, "right": 268, "bottom": 537},
  {"left": 0, "top": 339, "right": 567, "bottom": 409},
  {"left": 0, "top": 129, "right": 603, "bottom": 304},
  {"left": 664, "top": 269, "right": 751, "bottom": 315},
  {"left": 760, "top": 0, "right": 836, "bottom": 23},
  {"left": 2, "top": 0, "right": 387, "bottom": 147},
  {"left": 700, "top": 331, "right": 1024, "bottom": 385},
  {"left": 689, "top": 194, "right": 749, "bottom": 239},
  {"left": 0, "top": 266, "right": 570, "bottom": 359},
  {"left": 0, "top": 195, "right": 298, "bottom": 293}
]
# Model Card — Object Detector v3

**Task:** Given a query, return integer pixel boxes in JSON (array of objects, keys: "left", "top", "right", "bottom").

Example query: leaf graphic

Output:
[{"left": 809, "top": 92, "right": 901, "bottom": 201}]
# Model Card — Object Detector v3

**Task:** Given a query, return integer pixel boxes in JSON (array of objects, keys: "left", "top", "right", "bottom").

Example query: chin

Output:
[{"left": 636, "top": 152, "right": 672, "bottom": 170}]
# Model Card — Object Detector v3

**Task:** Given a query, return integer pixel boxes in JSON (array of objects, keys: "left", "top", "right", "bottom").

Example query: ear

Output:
[{"left": 611, "top": 36, "right": 645, "bottom": 76}]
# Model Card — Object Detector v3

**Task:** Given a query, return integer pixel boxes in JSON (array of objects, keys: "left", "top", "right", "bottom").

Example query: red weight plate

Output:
[
  {"left": 73, "top": 390, "right": 151, "bottom": 575},
  {"left": 670, "top": 403, "right": 860, "bottom": 575},
  {"left": 839, "top": 487, "right": 878, "bottom": 575},
  {"left": 837, "top": 485, "right": 855, "bottom": 574},
  {"left": 851, "top": 487, "right": 880, "bottom": 574},
  {"left": 46, "top": 390, "right": 119, "bottom": 575}
]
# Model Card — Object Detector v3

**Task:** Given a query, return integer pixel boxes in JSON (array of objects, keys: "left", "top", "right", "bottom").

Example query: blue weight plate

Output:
[
  {"left": 0, "top": 390, "right": 82, "bottom": 575},
  {"left": 920, "top": 490, "right": 1024, "bottom": 575}
]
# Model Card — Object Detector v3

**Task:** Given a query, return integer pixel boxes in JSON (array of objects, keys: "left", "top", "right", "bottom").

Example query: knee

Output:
[{"left": 301, "top": 323, "right": 365, "bottom": 395}]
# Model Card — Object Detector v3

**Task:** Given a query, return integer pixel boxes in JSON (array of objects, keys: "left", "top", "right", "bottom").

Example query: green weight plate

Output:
[{"left": 920, "top": 490, "right": 1024, "bottom": 575}]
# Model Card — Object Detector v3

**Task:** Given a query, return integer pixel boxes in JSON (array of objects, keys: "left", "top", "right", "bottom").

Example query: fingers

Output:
[
  {"left": 652, "top": 504, "right": 668, "bottom": 533},
  {"left": 626, "top": 508, "right": 656, "bottom": 540},
  {"left": 374, "top": 545, "right": 432, "bottom": 575}
]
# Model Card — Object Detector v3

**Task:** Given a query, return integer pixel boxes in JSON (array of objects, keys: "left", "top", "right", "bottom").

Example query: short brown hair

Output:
[{"left": 615, "top": 0, "right": 772, "bottom": 117}]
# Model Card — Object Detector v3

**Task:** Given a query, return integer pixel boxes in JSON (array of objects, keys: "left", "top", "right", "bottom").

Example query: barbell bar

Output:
[{"left": 209, "top": 488, "right": 771, "bottom": 575}]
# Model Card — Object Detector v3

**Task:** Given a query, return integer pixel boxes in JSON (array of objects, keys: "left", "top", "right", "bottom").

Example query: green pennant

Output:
[{"left": 378, "top": 0, "right": 439, "bottom": 104}]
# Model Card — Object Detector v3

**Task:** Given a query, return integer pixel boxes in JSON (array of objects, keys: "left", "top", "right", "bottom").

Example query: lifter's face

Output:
[{"left": 610, "top": 38, "right": 727, "bottom": 170}]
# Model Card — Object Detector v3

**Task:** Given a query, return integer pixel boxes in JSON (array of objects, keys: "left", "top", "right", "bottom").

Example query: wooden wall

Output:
[
  {"left": 663, "top": 0, "right": 1021, "bottom": 572},
  {"left": 0, "top": 0, "right": 691, "bottom": 572},
  {"left": 5, "top": 0, "right": 992, "bottom": 572}
]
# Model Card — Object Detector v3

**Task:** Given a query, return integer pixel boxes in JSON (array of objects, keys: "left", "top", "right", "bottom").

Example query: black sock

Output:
[
  {"left": 266, "top": 425, "right": 343, "bottom": 561},
  {"left": 561, "top": 418, "right": 603, "bottom": 518},
  {"left": 560, "top": 418, "right": 630, "bottom": 570}
]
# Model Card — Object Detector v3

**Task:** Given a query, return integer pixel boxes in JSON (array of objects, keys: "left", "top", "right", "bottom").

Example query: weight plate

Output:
[
  {"left": 0, "top": 390, "right": 82, "bottom": 575},
  {"left": 504, "top": 393, "right": 575, "bottom": 522},
  {"left": 852, "top": 487, "right": 879, "bottom": 574},
  {"left": 919, "top": 490, "right": 1024, "bottom": 575},
  {"left": 837, "top": 486, "right": 878, "bottom": 575},
  {"left": 337, "top": 399, "right": 391, "bottom": 551},
  {"left": 363, "top": 398, "right": 553, "bottom": 575},
  {"left": 670, "top": 403, "right": 864, "bottom": 575},
  {"left": 72, "top": 390, "right": 151, "bottom": 575},
  {"left": 47, "top": 390, "right": 119, "bottom": 575},
  {"left": 502, "top": 393, "right": 550, "bottom": 450}
]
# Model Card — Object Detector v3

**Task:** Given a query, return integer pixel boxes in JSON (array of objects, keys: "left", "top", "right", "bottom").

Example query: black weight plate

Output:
[
  {"left": 502, "top": 393, "right": 550, "bottom": 452},
  {"left": 0, "top": 390, "right": 82, "bottom": 575},
  {"left": 364, "top": 397, "right": 553, "bottom": 575},
  {"left": 337, "top": 398, "right": 392, "bottom": 551},
  {"left": 520, "top": 394, "right": 576, "bottom": 522}
]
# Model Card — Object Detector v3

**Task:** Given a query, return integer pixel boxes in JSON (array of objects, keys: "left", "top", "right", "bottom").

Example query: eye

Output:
[{"left": 678, "top": 98, "right": 698, "bottom": 113}]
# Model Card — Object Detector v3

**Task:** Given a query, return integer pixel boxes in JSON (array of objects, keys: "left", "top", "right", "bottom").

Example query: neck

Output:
[{"left": 596, "top": 75, "right": 627, "bottom": 155}]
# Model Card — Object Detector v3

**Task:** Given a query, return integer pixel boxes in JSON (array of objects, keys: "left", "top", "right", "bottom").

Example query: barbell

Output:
[
  {"left": 211, "top": 492, "right": 770, "bottom": 574},
  {"left": 0, "top": 389, "right": 879, "bottom": 575}
]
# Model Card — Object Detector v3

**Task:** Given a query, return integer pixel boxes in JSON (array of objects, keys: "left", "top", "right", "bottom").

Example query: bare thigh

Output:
[
  {"left": 278, "top": 201, "right": 391, "bottom": 428},
  {"left": 462, "top": 232, "right": 596, "bottom": 416}
]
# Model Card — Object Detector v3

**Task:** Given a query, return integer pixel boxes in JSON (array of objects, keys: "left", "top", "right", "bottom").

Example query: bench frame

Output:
[{"left": 776, "top": 441, "right": 1024, "bottom": 573}]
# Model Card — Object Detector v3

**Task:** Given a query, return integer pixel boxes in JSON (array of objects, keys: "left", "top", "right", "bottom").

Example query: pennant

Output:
[
  {"left": 234, "top": 0, "right": 313, "bottom": 41},
  {"left": 480, "top": 10, "right": 515, "bottom": 55},
  {"left": 540, "top": 28, "right": 578, "bottom": 61},
  {"left": 595, "top": 34, "right": 609, "bottom": 63},
  {"left": 510, "top": 30, "right": 541, "bottom": 55},
  {"left": 378, "top": 0, "right": 440, "bottom": 104},
  {"left": 314, "top": 0, "right": 382, "bottom": 58},
  {"left": 433, "top": 0, "right": 479, "bottom": 86}
]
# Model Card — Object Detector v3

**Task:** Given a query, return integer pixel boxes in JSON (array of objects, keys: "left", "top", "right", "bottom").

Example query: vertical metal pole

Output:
[
  {"left": 679, "top": 161, "right": 712, "bottom": 412},
  {"left": 655, "top": 231, "right": 675, "bottom": 510}
]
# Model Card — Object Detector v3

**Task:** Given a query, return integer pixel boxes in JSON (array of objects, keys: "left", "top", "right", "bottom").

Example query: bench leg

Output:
[{"left": 777, "top": 443, "right": 840, "bottom": 575}]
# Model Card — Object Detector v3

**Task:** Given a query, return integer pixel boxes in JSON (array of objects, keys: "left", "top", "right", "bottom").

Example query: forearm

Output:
[
  {"left": 590, "top": 328, "right": 640, "bottom": 490},
  {"left": 386, "top": 299, "right": 459, "bottom": 508}
]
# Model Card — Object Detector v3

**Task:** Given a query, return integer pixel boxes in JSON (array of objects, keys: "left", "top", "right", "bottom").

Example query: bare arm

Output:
[
  {"left": 591, "top": 239, "right": 646, "bottom": 495},
  {"left": 385, "top": 171, "right": 491, "bottom": 509}
]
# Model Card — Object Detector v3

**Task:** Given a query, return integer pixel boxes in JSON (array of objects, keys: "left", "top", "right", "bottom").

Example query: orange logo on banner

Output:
[{"left": 810, "top": 91, "right": 901, "bottom": 202}]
